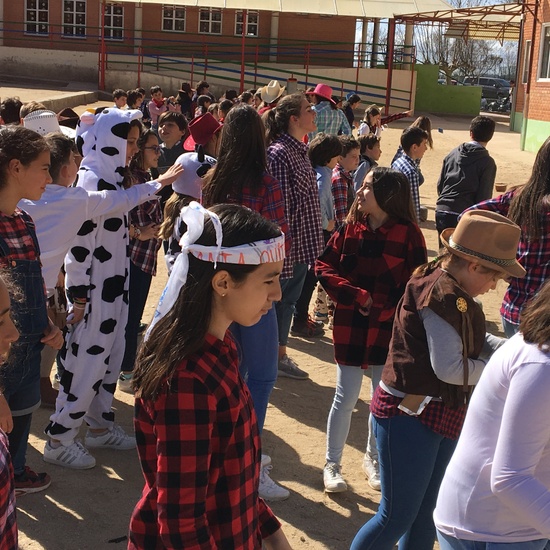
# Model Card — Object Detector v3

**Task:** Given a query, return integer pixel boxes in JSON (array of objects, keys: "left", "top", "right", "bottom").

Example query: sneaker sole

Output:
[
  {"left": 368, "top": 480, "right": 382, "bottom": 491},
  {"left": 260, "top": 491, "right": 290, "bottom": 502},
  {"left": 85, "top": 441, "right": 136, "bottom": 451},
  {"left": 277, "top": 369, "right": 309, "bottom": 380},
  {"left": 324, "top": 483, "right": 347, "bottom": 493},
  {"left": 290, "top": 329, "right": 324, "bottom": 338},
  {"left": 43, "top": 455, "right": 96, "bottom": 470},
  {"left": 14, "top": 479, "right": 52, "bottom": 495}
]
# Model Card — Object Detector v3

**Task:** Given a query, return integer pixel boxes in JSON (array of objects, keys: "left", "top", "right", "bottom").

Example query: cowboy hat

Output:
[
  {"left": 183, "top": 113, "right": 223, "bottom": 151},
  {"left": 306, "top": 83, "right": 336, "bottom": 105},
  {"left": 23, "top": 109, "right": 75, "bottom": 139},
  {"left": 440, "top": 210, "right": 525, "bottom": 278},
  {"left": 260, "top": 80, "right": 285, "bottom": 104}
]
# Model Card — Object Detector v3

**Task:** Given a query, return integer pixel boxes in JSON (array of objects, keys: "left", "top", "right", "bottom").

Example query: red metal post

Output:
[
  {"left": 99, "top": 0, "right": 106, "bottom": 90},
  {"left": 239, "top": 9, "right": 247, "bottom": 93},
  {"left": 137, "top": 45, "right": 142, "bottom": 87},
  {"left": 254, "top": 45, "right": 259, "bottom": 89},
  {"left": 191, "top": 54, "right": 194, "bottom": 86},
  {"left": 408, "top": 47, "right": 416, "bottom": 111},
  {"left": 355, "top": 43, "right": 361, "bottom": 92},
  {"left": 204, "top": 44, "right": 208, "bottom": 80},
  {"left": 305, "top": 43, "right": 310, "bottom": 89},
  {"left": 384, "top": 18, "right": 396, "bottom": 116}
]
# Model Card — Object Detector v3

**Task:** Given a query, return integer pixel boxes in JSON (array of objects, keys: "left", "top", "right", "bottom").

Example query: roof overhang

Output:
[
  {"left": 395, "top": 2, "right": 529, "bottom": 42},
  {"left": 124, "top": 0, "right": 452, "bottom": 20}
]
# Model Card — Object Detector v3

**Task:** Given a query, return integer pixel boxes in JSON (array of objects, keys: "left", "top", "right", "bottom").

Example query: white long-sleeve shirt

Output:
[
  {"left": 19, "top": 182, "right": 161, "bottom": 294},
  {"left": 434, "top": 333, "right": 550, "bottom": 543}
]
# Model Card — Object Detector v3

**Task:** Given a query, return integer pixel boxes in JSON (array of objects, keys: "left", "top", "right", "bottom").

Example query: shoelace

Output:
[{"left": 326, "top": 463, "right": 342, "bottom": 478}]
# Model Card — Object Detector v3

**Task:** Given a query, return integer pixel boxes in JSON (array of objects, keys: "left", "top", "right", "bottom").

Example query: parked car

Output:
[{"left": 463, "top": 76, "right": 510, "bottom": 99}]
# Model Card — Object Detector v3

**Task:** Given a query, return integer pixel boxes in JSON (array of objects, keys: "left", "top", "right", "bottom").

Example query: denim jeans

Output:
[
  {"left": 350, "top": 415, "right": 457, "bottom": 550},
  {"left": 121, "top": 262, "right": 153, "bottom": 373},
  {"left": 276, "top": 263, "right": 308, "bottom": 346},
  {"left": 294, "top": 267, "right": 318, "bottom": 323},
  {"left": 326, "top": 364, "right": 383, "bottom": 465},
  {"left": 437, "top": 531, "right": 548, "bottom": 550},
  {"left": 231, "top": 306, "right": 278, "bottom": 433},
  {"left": 502, "top": 317, "right": 519, "bottom": 338}
]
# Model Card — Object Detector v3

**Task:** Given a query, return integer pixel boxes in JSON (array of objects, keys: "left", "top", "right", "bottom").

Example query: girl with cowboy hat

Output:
[{"left": 350, "top": 209, "right": 525, "bottom": 550}]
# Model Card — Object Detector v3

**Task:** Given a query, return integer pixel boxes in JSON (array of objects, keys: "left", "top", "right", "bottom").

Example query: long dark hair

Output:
[
  {"left": 202, "top": 104, "right": 266, "bottom": 206},
  {"left": 134, "top": 204, "right": 282, "bottom": 400},
  {"left": 520, "top": 278, "right": 550, "bottom": 349},
  {"left": 508, "top": 136, "right": 550, "bottom": 240},
  {"left": 160, "top": 192, "right": 193, "bottom": 240},
  {"left": 346, "top": 167, "right": 417, "bottom": 224},
  {"left": 264, "top": 93, "right": 304, "bottom": 145},
  {"left": 0, "top": 126, "right": 49, "bottom": 190}
]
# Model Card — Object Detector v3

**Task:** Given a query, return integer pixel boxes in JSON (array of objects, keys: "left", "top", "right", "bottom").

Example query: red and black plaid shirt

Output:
[
  {"left": 0, "top": 208, "right": 39, "bottom": 265},
  {"left": 331, "top": 164, "right": 355, "bottom": 224},
  {"left": 371, "top": 386, "right": 466, "bottom": 440},
  {"left": 224, "top": 173, "right": 291, "bottom": 256},
  {"left": 0, "top": 431, "right": 17, "bottom": 550},
  {"left": 315, "top": 218, "right": 426, "bottom": 368},
  {"left": 129, "top": 333, "right": 280, "bottom": 550},
  {"left": 129, "top": 170, "right": 162, "bottom": 276}
]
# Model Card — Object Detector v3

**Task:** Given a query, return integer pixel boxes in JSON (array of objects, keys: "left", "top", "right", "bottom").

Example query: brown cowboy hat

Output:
[{"left": 440, "top": 210, "right": 526, "bottom": 278}]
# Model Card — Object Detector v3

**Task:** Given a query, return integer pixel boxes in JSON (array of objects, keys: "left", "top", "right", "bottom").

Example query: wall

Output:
[
  {"left": 0, "top": 45, "right": 97, "bottom": 82},
  {"left": 414, "top": 64, "right": 481, "bottom": 115}
]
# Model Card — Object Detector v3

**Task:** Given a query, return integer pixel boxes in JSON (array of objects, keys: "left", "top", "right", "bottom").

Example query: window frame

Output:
[
  {"left": 537, "top": 23, "right": 550, "bottom": 81},
  {"left": 62, "top": 0, "right": 87, "bottom": 39},
  {"left": 103, "top": 3, "right": 124, "bottom": 41},
  {"left": 234, "top": 10, "right": 259, "bottom": 37},
  {"left": 198, "top": 8, "right": 222, "bottom": 35},
  {"left": 25, "top": 0, "right": 49, "bottom": 36},
  {"left": 161, "top": 4, "right": 186, "bottom": 33},
  {"left": 522, "top": 39, "right": 532, "bottom": 84}
]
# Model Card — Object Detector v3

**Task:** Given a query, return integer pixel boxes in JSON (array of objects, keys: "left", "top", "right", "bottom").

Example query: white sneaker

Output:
[
  {"left": 43, "top": 440, "right": 96, "bottom": 470},
  {"left": 259, "top": 465, "right": 290, "bottom": 502},
  {"left": 85, "top": 424, "right": 136, "bottom": 450},
  {"left": 261, "top": 454, "right": 271, "bottom": 468},
  {"left": 362, "top": 454, "right": 381, "bottom": 491},
  {"left": 323, "top": 462, "right": 347, "bottom": 493},
  {"left": 118, "top": 372, "right": 134, "bottom": 393}
]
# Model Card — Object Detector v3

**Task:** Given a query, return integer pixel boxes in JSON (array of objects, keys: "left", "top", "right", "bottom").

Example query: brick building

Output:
[
  {"left": 514, "top": 0, "right": 550, "bottom": 152},
  {"left": 1, "top": 1, "right": 357, "bottom": 66}
]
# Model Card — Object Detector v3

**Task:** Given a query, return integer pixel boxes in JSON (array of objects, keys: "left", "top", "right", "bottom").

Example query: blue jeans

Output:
[
  {"left": 502, "top": 317, "right": 519, "bottom": 338},
  {"left": 276, "top": 263, "right": 308, "bottom": 347},
  {"left": 326, "top": 364, "right": 383, "bottom": 465},
  {"left": 231, "top": 306, "right": 278, "bottom": 433},
  {"left": 351, "top": 415, "right": 457, "bottom": 550},
  {"left": 437, "top": 531, "right": 548, "bottom": 550}
]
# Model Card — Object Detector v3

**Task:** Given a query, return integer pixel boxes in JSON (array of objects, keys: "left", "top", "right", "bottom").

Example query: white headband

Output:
[{"left": 146, "top": 202, "right": 285, "bottom": 337}]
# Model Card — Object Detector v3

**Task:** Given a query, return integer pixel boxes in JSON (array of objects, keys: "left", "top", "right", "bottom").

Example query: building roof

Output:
[
  {"left": 117, "top": 0, "right": 453, "bottom": 19},
  {"left": 396, "top": 2, "right": 527, "bottom": 42}
]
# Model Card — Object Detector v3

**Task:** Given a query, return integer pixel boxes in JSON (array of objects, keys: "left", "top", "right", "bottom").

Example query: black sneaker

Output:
[
  {"left": 290, "top": 317, "right": 324, "bottom": 338},
  {"left": 14, "top": 466, "right": 51, "bottom": 495}
]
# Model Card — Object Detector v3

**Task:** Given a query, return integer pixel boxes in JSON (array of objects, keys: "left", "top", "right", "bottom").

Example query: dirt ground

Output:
[{"left": 9, "top": 98, "right": 537, "bottom": 549}]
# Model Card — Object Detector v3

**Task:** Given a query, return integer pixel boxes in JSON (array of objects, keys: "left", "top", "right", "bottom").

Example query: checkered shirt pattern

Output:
[
  {"left": 371, "top": 385, "right": 467, "bottom": 440},
  {"left": 392, "top": 154, "right": 421, "bottom": 222},
  {"left": 466, "top": 189, "right": 550, "bottom": 326},
  {"left": 268, "top": 133, "right": 323, "bottom": 278},
  {"left": 315, "top": 218, "right": 427, "bottom": 367},
  {"left": 129, "top": 333, "right": 280, "bottom": 550},
  {"left": 129, "top": 171, "right": 163, "bottom": 276},
  {"left": 310, "top": 101, "right": 352, "bottom": 137},
  {"left": 223, "top": 173, "right": 292, "bottom": 256},
  {"left": 331, "top": 164, "right": 355, "bottom": 224},
  {"left": 0, "top": 208, "right": 39, "bottom": 266},
  {"left": 0, "top": 431, "right": 17, "bottom": 550}
]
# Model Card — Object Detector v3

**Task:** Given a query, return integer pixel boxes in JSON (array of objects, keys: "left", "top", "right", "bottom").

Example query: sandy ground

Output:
[{"left": 5, "top": 94, "right": 537, "bottom": 549}]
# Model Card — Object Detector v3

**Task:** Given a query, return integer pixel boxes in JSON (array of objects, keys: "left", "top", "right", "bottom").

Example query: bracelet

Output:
[
  {"left": 73, "top": 297, "right": 87, "bottom": 304},
  {"left": 131, "top": 224, "right": 142, "bottom": 240},
  {"left": 73, "top": 303, "right": 86, "bottom": 310}
]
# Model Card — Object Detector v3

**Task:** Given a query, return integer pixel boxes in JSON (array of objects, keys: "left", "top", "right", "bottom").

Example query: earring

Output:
[{"left": 222, "top": 293, "right": 227, "bottom": 297}]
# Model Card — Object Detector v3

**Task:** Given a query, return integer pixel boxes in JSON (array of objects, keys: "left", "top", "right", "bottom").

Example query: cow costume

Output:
[{"left": 45, "top": 108, "right": 142, "bottom": 450}]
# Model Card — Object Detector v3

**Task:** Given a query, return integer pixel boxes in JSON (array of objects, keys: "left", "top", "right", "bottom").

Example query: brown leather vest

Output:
[{"left": 382, "top": 268, "right": 486, "bottom": 407}]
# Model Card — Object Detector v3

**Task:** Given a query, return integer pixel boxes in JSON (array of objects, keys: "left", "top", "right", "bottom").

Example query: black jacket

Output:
[{"left": 436, "top": 142, "right": 496, "bottom": 214}]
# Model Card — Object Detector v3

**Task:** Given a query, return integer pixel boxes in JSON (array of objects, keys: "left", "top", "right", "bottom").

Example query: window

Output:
[
  {"left": 199, "top": 8, "right": 222, "bottom": 34},
  {"left": 539, "top": 24, "right": 550, "bottom": 80},
  {"left": 63, "top": 0, "right": 86, "bottom": 37},
  {"left": 522, "top": 40, "right": 531, "bottom": 84},
  {"left": 104, "top": 3, "right": 124, "bottom": 40},
  {"left": 235, "top": 10, "right": 259, "bottom": 37},
  {"left": 26, "top": 0, "right": 49, "bottom": 35},
  {"left": 162, "top": 5, "right": 186, "bottom": 32}
]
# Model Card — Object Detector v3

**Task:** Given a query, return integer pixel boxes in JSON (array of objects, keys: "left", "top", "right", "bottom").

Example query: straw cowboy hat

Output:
[
  {"left": 260, "top": 80, "right": 285, "bottom": 104},
  {"left": 184, "top": 113, "right": 223, "bottom": 151},
  {"left": 306, "top": 83, "right": 337, "bottom": 105},
  {"left": 440, "top": 210, "right": 525, "bottom": 278}
]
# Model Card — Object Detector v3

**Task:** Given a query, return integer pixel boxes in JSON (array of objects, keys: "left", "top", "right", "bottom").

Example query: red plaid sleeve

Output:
[
  {"left": 331, "top": 167, "right": 350, "bottom": 224},
  {"left": 381, "top": 111, "right": 409, "bottom": 126}
]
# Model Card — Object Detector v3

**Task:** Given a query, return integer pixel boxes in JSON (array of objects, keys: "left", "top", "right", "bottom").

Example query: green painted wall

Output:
[
  {"left": 510, "top": 111, "right": 523, "bottom": 133},
  {"left": 415, "top": 65, "right": 481, "bottom": 115},
  {"left": 521, "top": 118, "right": 550, "bottom": 152}
]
